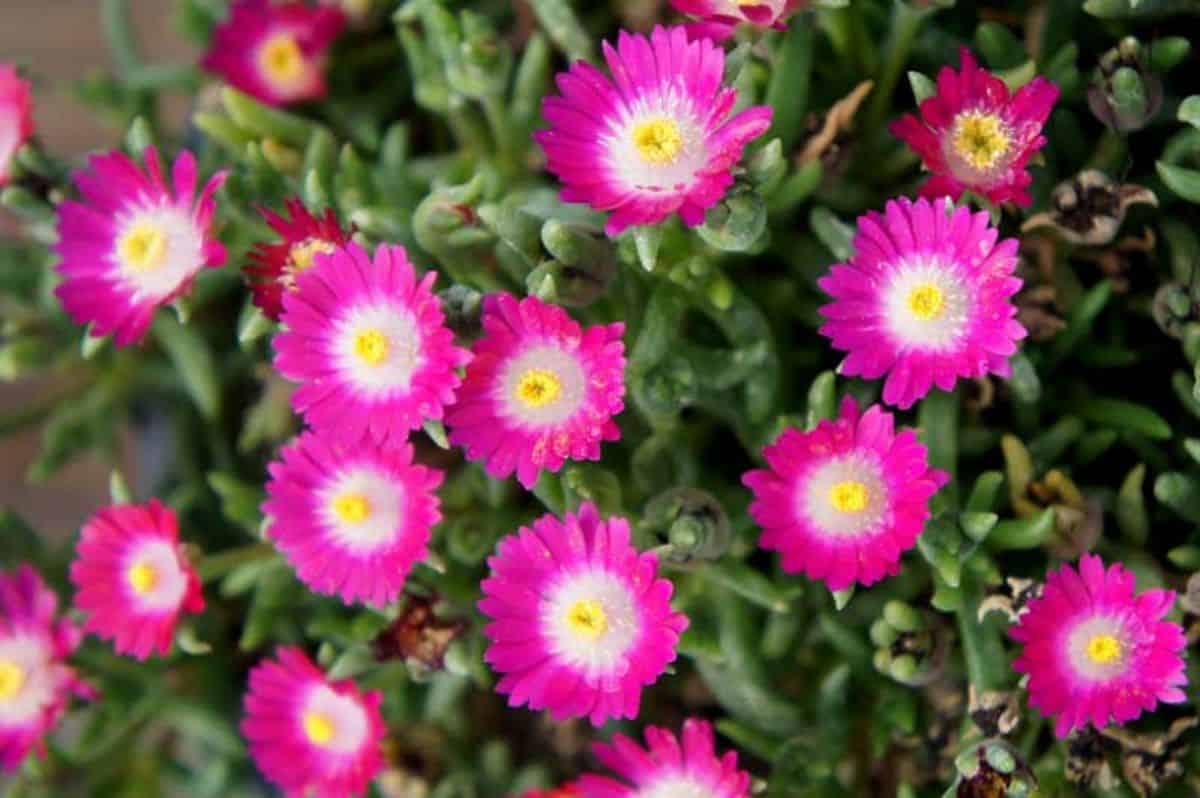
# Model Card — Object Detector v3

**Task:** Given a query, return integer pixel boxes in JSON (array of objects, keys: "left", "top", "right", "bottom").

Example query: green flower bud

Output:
[
  {"left": 642, "top": 487, "right": 732, "bottom": 563},
  {"left": 696, "top": 187, "right": 767, "bottom": 253},
  {"left": 1087, "top": 37, "right": 1162, "bottom": 133}
]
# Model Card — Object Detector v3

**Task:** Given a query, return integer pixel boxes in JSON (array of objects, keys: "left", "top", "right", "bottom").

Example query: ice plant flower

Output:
[
  {"left": 478, "top": 503, "right": 687, "bottom": 726},
  {"left": 0, "top": 63, "right": 33, "bottom": 187},
  {"left": 53, "top": 147, "right": 227, "bottom": 346},
  {"left": 446, "top": 293, "right": 625, "bottom": 489},
  {"left": 743, "top": 397, "right": 948, "bottom": 591},
  {"left": 200, "top": 0, "right": 344, "bottom": 107},
  {"left": 577, "top": 718, "right": 751, "bottom": 798},
  {"left": 670, "top": 0, "right": 805, "bottom": 41},
  {"left": 242, "top": 646, "right": 385, "bottom": 797},
  {"left": 817, "top": 196, "right": 1025, "bottom": 409},
  {"left": 273, "top": 242, "right": 470, "bottom": 444},
  {"left": 1010, "top": 554, "right": 1188, "bottom": 738},
  {"left": 263, "top": 429, "right": 443, "bottom": 607},
  {"left": 0, "top": 565, "right": 93, "bottom": 772},
  {"left": 890, "top": 48, "right": 1058, "bottom": 206},
  {"left": 70, "top": 500, "right": 204, "bottom": 660},
  {"left": 245, "top": 197, "right": 353, "bottom": 321},
  {"left": 535, "top": 25, "right": 772, "bottom": 236}
]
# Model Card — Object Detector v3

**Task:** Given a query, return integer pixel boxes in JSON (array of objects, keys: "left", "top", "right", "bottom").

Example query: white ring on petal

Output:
[
  {"left": 498, "top": 345, "right": 588, "bottom": 427},
  {"left": 882, "top": 257, "right": 973, "bottom": 350},
  {"left": 319, "top": 466, "right": 405, "bottom": 553},
  {"left": 637, "top": 776, "right": 715, "bottom": 798},
  {"left": 113, "top": 205, "right": 206, "bottom": 302},
  {"left": 542, "top": 569, "right": 640, "bottom": 675},
  {"left": 124, "top": 540, "right": 189, "bottom": 612},
  {"left": 332, "top": 303, "right": 423, "bottom": 396},
  {"left": 605, "top": 92, "right": 707, "bottom": 193},
  {"left": 1066, "top": 615, "right": 1129, "bottom": 683},
  {"left": 799, "top": 453, "right": 889, "bottom": 538},
  {"left": 300, "top": 684, "right": 369, "bottom": 755},
  {"left": 0, "top": 634, "right": 56, "bottom": 725}
]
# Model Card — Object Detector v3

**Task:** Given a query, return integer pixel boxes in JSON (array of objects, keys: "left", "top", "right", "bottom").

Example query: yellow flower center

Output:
[
  {"left": 829, "top": 480, "right": 869, "bottom": 513},
  {"left": 565, "top": 599, "right": 608, "bottom": 639},
  {"left": 303, "top": 711, "right": 335, "bottom": 745},
  {"left": 907, "top": 283, "right": 945, "bottom": 321},
  {"left": 0, "top": 660, "right": 26, "bottom": 700},
  {"left": 118, "top": 222, "right": 168, "bottom": 272},
  {"left": 952, "top": 112, "right": 1011, "bottom": 171},
  {"left": 632, "top": 118, "right": 684, "bottom": 165},
  {"left": 1085, "top": 633, "right": 1122, "bottom": 665},
  {"left": 287, "top": 239, "right": 336, "bottom": 280},
  {"left": 353, "top": 329, "right": 389, "bottom": 366},
  {"left": 127, "top": 561, "right": 159, "bottom": 595},
  {"left": 259, "top": 34, "right": 305, "bottom": 86},
  {"left": 331, "top": 493, "right": 371, "bottom": 524},
  {"left": 514, "top": 368, "right": 563, "bottom": 408}
]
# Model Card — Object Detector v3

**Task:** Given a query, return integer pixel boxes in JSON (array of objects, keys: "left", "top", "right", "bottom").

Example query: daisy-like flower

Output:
[
  {"left": 245, "top": 197, "right": 353, "bottom": 321},
  {"left": 263, "top": 429, "right": 443, "bottom": 607},
  {"left": 817, "top": 196, "right": 1026, "bottom": 410},
  {"left": 577, "top": 718, "right": 751, "bottom": 798},
  {"left": 1011, "top": 554, "right": 1188, "bottom": 738},
  {"left": 242, "top": 646, "right": 385, "bottom": 797},
  {"left": 535, "top": 25, "right": 772, "bottom": 237},
  {"left": 889, "top": 48, "right": 1059, "bottom": 207},
  {"left": 273, "top": 242, "right": 470, "bottom": 444},
  {"left": 200, "top": 0, "right": 344, "bottom": 107},
  {"left": 743, "top": 397, "right": 948, "bottom": 591},
  {"left": 670, "top": 0, "right": 805, "bottom": 41},
  {"left": 70, "top": 500, "right": 204, "bottom": 660},
  {"left": 0, "top": 63, "right": 33, "bottom": 187},
  {"left": 479, "top": 503, "right": 687, "bottom": 726},
  {"left": 446, "top": 293, "right": 625, "bottom": 490},
  {"left": 53, "top": 146, "right": 227, "bottom": 346},
  {"left": 0, "top": 565, "right": 94, "bottom": 772}
]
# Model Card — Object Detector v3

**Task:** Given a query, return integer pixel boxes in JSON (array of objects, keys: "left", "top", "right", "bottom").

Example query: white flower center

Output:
[
  {"left": 1067, "top": 616, "right": 1129, "bottom": 682},
  {"left": 319, "top": 466, "right": 404, "bottom": 552},
  {"left": 542, "top": 570, "right": 640, "bottom": 676},
  {"left": 125, "top": 540, "right": 188, "bottom": 612},
  {"left": 499, "top": 345, "right": 587, "bottom": 427},
  {"left": 113, "top": 206, "right": 205, "bottom": 301},
  {"left": 883, "top": 258, "right": 972, "bottom": 350},
  {"left": 333, "top": 304, "right": 423, "bottom": 396},
  {"left": 606, "top": 92, "right": 707, "bottom": 193},
  {"left": 0, "top": 635, "right": 56, "bottom": 725},
  {"left": 637, "top": 777, "right": 715, "bottom": 798},
  {"left": 801, "top": 453, "right": 888, "bottom": 538},
  {"left": 299, "top": 685, "right": 368, "bottom": 754}
]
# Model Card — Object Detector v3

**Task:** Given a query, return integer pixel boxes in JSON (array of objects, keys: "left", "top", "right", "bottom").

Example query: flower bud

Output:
[
  {"left": 642, "top": 487, "right": 732, "bottom": 563},
  {"left": 1087, "top": 37, "right": 1163, "bottom": 133},
  {"left": 696, "top": 186, "right": 767, "bottom": 253}
]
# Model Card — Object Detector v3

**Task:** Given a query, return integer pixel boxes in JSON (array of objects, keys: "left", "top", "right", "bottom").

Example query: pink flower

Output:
[
  {"left": 242, "top": 646, "right": 385, "bottom": 797},
  {"left": 577, "top": 718, "right": 751, "bottom": 798},
  {"left": 0, "top": 63, "right": 34, "bottom": 187},
  {"left": 446, "top": 293, "right": 625, "bottom": 489},
  {"left": 817, "top": 196, "right": 1025, "bottom": 409},
  {"left": 272, "top": 242, "right": 470, "bottom": 445},
  {"left": 889, "top": 48, "right": 1058, "bottom": 207},
  {"left": 263, "top": 429, "right": 442, "bottom": 607},
  {"left": 53, "top": 146, "right": 227, "bottom": 346},
  {"left": 245, "top": 197, "right": 353, "bottom": 321},
  {"left": 479, "top": 502, "right": 688, "bottom": 726},
  {"left": 0, "top": 565, "right": 94, "bottom": 772},
  {"left": 200, "top": 0, "right": 344, "bottom": 107},
  {"left": 70, "top": 500, "right": 205, "bottom": 660},
  {"left": 743, "top": 397, "right": 948, "bottom": 591},
  {"left": 1011, "top": 554, "right": 1188, "bottom": 738},
  {"left": 669, "top": 0, "right": 805, "bottom": 41},
  {"left": 534, "top": 25, "right": 772, "bottom": 236}
]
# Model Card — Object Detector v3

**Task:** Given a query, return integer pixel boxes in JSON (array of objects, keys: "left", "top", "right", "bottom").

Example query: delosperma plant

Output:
[{"left": 2, "top": 0, "right": 1200, "bottom": 795}]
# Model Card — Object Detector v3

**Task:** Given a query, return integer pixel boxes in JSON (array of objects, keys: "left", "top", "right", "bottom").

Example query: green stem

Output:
[
  {"left": 863, "top": 3, "right": 927, "bottom": 139},
  {"left": 196, "top": 542, "right": 275, "bottom": 583},
  {"left": 481, "top": 94, "right": 514, "bottom": 169},
  {"left": 765, "top": 21, "right": 813, "bottom": 153},
  {"left": 956, "top": 578, "right": 1008, "bottom": 692}
]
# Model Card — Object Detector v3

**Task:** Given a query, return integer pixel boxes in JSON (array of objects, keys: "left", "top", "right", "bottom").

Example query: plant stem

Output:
[
  {"left": 197, "top": 542, "right": 275, "bottom": 583},
  {"left": 863, "top": 2, "right": 927, "bottom": 139}
]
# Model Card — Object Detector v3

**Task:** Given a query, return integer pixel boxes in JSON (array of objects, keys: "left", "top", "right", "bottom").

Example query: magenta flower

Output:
[
  {"left": 53, "top": 147, "right": 227, "bottom": 346},
  {"left": 743, "top": 397, "right": 948, "bottom": 591},
  {"left": 479, "top": 502, "right": 688, "bottom": 726},
  {"left": 0, "top": 565, "right": 94, "bottom": 772},
  {"left": 535, "top": 25, "right": 772, "bottom": 236},
  {"left": 273, "top": 242, "right": 470, "bottom": 445},
  {"left": 200, "top": 0, "right": 344, "bottom": 107},
  {"left": 890, "top": 48, "right": 1058, "bottom": 207},
  {"left": 0, "top": 63, "right": 33, "bottom": 187},
  {"left": 242, "top": 646, "right": 385, "bottom": 797},
  {"left": 263, "top": 429, "right": 442, "bottom": 607},
  {"left": 1011, "top": 554, "right": 1188, "bottom": 738},
  {"left": 446, "top": 293, "right": 625, "bottom": 489},
  {"left": 577, "top": 718, "right": 751, "bottom": 798},
  {"left": 817, "top": 196, "right": 1026, "bottom": 409},
  {"left": 670, "top": 0, "right": 805, "bottom": 41},
  {"left": 70, "top": 500, "right": 205, "bottom": 660}
]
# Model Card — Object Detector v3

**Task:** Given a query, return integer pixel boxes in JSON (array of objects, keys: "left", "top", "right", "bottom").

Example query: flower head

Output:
[
  {"left": 0, "top": 63, "right": 33, "bottom": 187},
  {"left": 535, "top": 25, "right": 772, "bottom": 236},
  {"left": 479, "top": 503, "right": 687, "bottom": 726},
  {"left": 273, "top": 242, "right": 470, "bottom": 445},
  {"left": 245, "top": 197, "right": 353, "bottom": 321},
  {"left": 242, "top": 646, "right": 385, "bottom": 797},
  {"left": 1011, "top": 554, "right": 1188, "bottom": 738},
  {"left": 53, "top": 147, "right": 227, "bottom": 346},
  {"left": 817, "top": 196, "right": 1026, "bottom": 409},
  {"left": 890, "top": 48, "right": 1058, "bottom": 207},
  {"left": 0, "top": 565, "right": 94, "bottom": 772},
  {"left": 263, "top": 429, "right": 443, "bottom": 607},
  {"left": 670, "top": 0, "right": 805, "bottom": 41},
  {"left": 446, "top": 293, "right": 625, "bottom": 489},
  {"left": 70, "top": 500, "right": 204, "bottom": 660},
  {"left": 577, "top": 718, "right": 750, "bottom": 798},
  {"left": 743, "top": 397, "right": 948, "bottom": 591},
  {"left": 201, "top": 0, "right": 344, "bottom": 107}
]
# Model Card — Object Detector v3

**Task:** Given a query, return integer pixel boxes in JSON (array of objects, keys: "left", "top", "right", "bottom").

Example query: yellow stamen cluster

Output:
[
  {"left": 118, "top": 223, "right": 168, "bottom": 272},
  {"left": 332, "top": 493, "right": 372, "bottom": 524},
  {"left": 952, "top": 112, "right": 1010, "bottom": 171},
  {"left": 0, "top": 660, "right": 26, "bottom": 700},
  {"left": 127, "top": 561, "right": 159, "bottom": 595},
  {"left": 907, "top": 284, "right": 945, "bottom": 321},
  {"left": 1085, "top": 633, "right": 1122, "bottom": 665},
  {"left": 353, "top": 329, "right": 390, "bottom": 366},
  {"left": 303, "top": 711, "right": 335, "bottom": 745},
  {"left": 565, "top": 599, "right": 609, "bottom": 639},
  {"left": 632, "top": 118, "right": 684, "bottom": 165},
  {"left": 259, "top": 34, "right": 305, "bottom": 86},
  {"left": 514, "top": 369, "right": 563, "bottom": 409},
  {"left": 828, "top": 481, "right": 870, "bottom": 514}
]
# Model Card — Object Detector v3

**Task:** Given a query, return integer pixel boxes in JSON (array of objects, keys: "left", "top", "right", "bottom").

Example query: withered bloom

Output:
[
  {"left": 1023, "top": 170, "right": 1156, "bottom": 247},
  {"left": 373, "top": 596, "right": 465, "bottom": 670}
]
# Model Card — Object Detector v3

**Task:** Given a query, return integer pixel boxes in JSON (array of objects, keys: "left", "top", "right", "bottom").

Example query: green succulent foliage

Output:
[{"left": 3, "top": 0, "right": 1200, "bottom": 796}]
